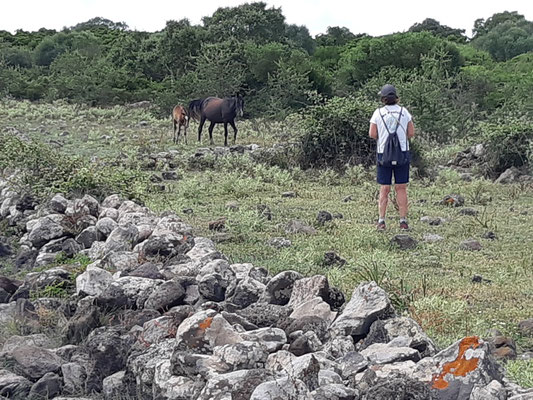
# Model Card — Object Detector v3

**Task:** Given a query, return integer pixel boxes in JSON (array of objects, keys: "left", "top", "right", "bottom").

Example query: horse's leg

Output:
[
  {"left": 208, "top": 122, "right": 216, "bottom": 146},
  {"left": 229, "top": 120, "right": 238, "bottom": 145},
  {"left": 198, "top": 116, "right": 206, "bottom": 143},
  {"left": 223, "top": 122, "right": 229, "bottom": 147},
  {"left": 184, "top": 123, "right": 188, "bottom": 145},
  {"left": 177, "top": 123, "right": 182, "bottom": 144},
  {"left": 173, "top": 119, "right": 177, "bottom": 144}
]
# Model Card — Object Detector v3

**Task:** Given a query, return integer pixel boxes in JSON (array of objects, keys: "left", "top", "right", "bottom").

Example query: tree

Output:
[
  {"left": 285, "top": 24, "right": 315, "bottom": 54},
  {"left": 473, "top": 11, "right": 526, "bottom": 39},
  {"left": 72, "top": 17, "right": 128, "bottom": 32},
  {"left": 409, "top": 18, "right": 466, "bottom": 43},
  {"left": 316, "top": 26, "right": 359, "bottom": 47},
  {"left": 472, "top": 18, "right": 533, "bottom": 61},
  {"left": 203, "top": 2, "right": 286, "bottom": 44}
]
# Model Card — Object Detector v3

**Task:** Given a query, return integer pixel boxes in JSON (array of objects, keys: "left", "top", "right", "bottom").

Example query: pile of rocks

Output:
[{"left": 0, "top": 181, "right": 532, "bottom": 400}]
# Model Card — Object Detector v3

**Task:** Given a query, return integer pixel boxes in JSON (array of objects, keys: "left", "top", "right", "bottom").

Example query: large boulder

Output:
[
  {"left": 27, "top": 216, "right": 66, "bottom": 248},
  {"left": 330, "top": 281, "right": 393, "bottom": 337},
  {"left": 0, "top": 369, "right": 32, "bottom": 399},
  {"left": 4, "top": 346, "right": 62, "bottom": 380}
]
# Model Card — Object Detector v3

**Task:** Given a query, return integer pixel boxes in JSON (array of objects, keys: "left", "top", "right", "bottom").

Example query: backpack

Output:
[{"left": 378, "top": 107, "right": 408, "bottom": 167}]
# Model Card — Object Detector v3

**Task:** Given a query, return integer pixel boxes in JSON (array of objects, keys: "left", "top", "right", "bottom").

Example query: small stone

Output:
[
  {"left": 182, "top": 208, "right": 194, "bottom": 214},
  {"left": 323, "top": 251, "right": 346, "bottom": 267},
  {"left": 390, "top": 234, "right": 418, "bottom": 250},
  {"left": 472, "top": 275, "right": 492, "bottom": 284},
  {"left": 282, "top": 191, "right": 296, "bottom": 198},
  {"left": 441, "top": 194, "right": 465, "bottom": 207},
  {"left": 225, "top": 201, "right": 240, "bottom": 211},
  {"left": 317, "top": 210, "right": 333, "bottom": 225},
  {"left": 208, "top": 218, "right": 226, "bottom": 232},
  {"left": 162, "top": 171, "right": 180, "bottom": 180},
  {"left": 268, "top": 237, "right": 292, "bottom": 249},
  {"left": 518, "top": 319, "right": 533, "bottom": 336},
  {"left": 285, "top": 220, "right": 317, "bottom": 235},
  {"left": 343, "top": 195, "right": 353, "bottom": 202},
  {"left": 257, "top": 204, "right": 272, "bottom": 220},
  {"left": 482, "top": 231, "right": 497, "bottom": 240},
  {"left": 423, "top": 233, "right": 444, "bottom": 243},
  {"left": 460, "top": 208, "right": 479, "bottom": 216},
  {"left": 460, "top": 239, "right": 482, "bottom": 251}
]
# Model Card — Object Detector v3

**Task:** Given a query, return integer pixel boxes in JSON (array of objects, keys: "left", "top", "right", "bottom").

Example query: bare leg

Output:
[
  {"left": 208, "top": 122, "right": 215, "bottom": 146},
  {"left": 395, "top": 183, "right": 408, "bottom": 219},
  {"left": 198, "top": 117, "right": 206, "bottom": 143},
  {"left": 379, "top": 185, "right": 391, "bottom": 220},
  {"left": 229, "top": 120, "right": 238, "bottom": 144},
  {"left": 223, "top": 122, "right": 229, "bottom": 147}
]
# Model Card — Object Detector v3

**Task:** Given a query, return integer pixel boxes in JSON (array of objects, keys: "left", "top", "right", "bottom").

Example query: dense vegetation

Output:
[{"left": 1, "top": 6, "right": 532, "bottom": 174}]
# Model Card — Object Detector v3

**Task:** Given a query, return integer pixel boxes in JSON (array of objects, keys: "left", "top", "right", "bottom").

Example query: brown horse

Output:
[
  {"left": 172, "top": 105, "right": 189, "bottom": 144},
  {"left": 189, "top": 95, "right": 244, "bottom": 146}
]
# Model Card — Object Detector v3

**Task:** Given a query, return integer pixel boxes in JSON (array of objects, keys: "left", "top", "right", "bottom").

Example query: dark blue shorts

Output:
[{"left": 376, "top": 153, "right": 410, "bottom": 185}]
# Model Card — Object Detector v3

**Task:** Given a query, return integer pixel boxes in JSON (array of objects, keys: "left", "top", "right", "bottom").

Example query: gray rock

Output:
[
  {"left": 97, "top": 276, "right": 163, "bottom": 310},
  {"left": 96, "top": 217, "right": 118, "bottom": 239},
  {"left": 459, "top": 208, "right": 479, "bottom": 216},
  {"left": 251, "top": 377, "right": 311, "bottom": 400},
  {"left": 289, "top": 331, "right": 323, "bottom": 356},
  {"left": 75, "top": 226, "right": 99, "bottom": 249},
  {"left": 268, "top": 237, "right": 292, "bottom": 249},
  {"left": 495, "top": 167, "right": 523, "bottom": 184},
  {"left": 198, "top": 273, "right": 228, "bottom": 302},
  {"left": 104, "top": 224, "right": 139, "bottom": 253},
  {"left": 331, "top": 281, "right": 393, "bottom": 337},
  {"left": 412, "top": 336, "right": 502, "bottom": 399},
  {"left": 360, "top": 376, "right": 437, "bottom": 400},
  {"left": 288, "top": 275, "right": 329, "bottom": 309},
  {"left": 229, "top": 277, "right": 266, "bottom": 309},
  {"left": 518, "top": 318, "right": 533, "bottom": 336},
  {"left": 28, "top": 372, "right": 62, "bottom": 400},
  {"left": 286, "top": 220, "right": 317, "bottom": 235},
  {"left": 319, "top": 369, "right": 343, "bottom": 386},
  {"left": 49, "top": 194, "right": 68, "bottom": 214},
  {"left": 311, "top": 384, "right": 358, "bottom": 400},
  {"left": 238, "top": 303, "right": 292, "bottom": 328},
  {"left": 140, "top": 316, "right": 177, "bottom": 346},
  {"left": 128, "top": 262, "right": 166, "bottom": 280},
  {"left": 197, "top": 369, "right": 274, "bottom": 400},
  {"left": 211, "top": 341, "right": 269, "bottom": 372},
  {"left": 470, "top": 380, "right": 506, "bottom": 400},
  {"left": 390, "top": 234, "right": 418, "bottom": 250},
  {"left": 460, "top": 239, "right": 482, "bottom": 251},
  {"left": 76, "top": 264, "right": 113, "bottom": 296},
  {"left": 420, "top": 216, "right": 446, "bottom": 225},
  {"left": 102, "top": 251, "right": 139, "bottom": 272},
  {"left": 360, "top": 341, "right": 421, "bottom": 365},
  {"left": 102, "top": 370, "right": 125, "bottom": 400},
  {"left": 102, "top": 194, "right": 122, "bottom": 209},
  {"left": 264, "top": 270, "right": 303, "bottom": 305},
  {"left": 84, "top": 327, "right": 134, "bottom": 393},
  {"left": 441, "top": 194, "right": 465, "bottom": 207},
  {"left": 61, "top": 362, "right": 86, "bottom": 395},
  {"left": 241, "top": 328, "right": 287, "bottom": 353},
  {"left": 144, "top": 280, "right": 185, "bottom": 311},
  {"left": 423, "top": 233, "right": 444, "bottom": 243},
  {"left": 1, "top": 334, "right": 56, "bottom": 353},
  {"left": 323, "top": 336, "right": 355, "bottom": 360},
  {"left": 6, "top": 346, "right": 62, "bottom": 380},
  {"left": 0, "top": 369, "right": 31, "bottom": 399},
  {"left": 337, "top": 351, "right": 369, "bottom": 379},
  {"left": 27, "top": 216, "right": 66, "bottom": 248},
  {"left": 79, "top": 194, "right": 100, "bottom": 217},
  {"left": 361, "top": 316, "right": 438, "bottom": 358},
  {"left": 317, "top": 210, "right": 333, "bottom": 225},
  {"left": 65, "top": 303, "right": 100, "bottom": 344},
  {"left": 290, "top": 297, "right": 337, "bottom": 325}
]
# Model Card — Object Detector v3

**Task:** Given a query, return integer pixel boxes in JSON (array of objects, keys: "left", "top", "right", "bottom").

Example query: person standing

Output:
[{"left": 369, "top": 84, "right": 415, "bottom": 231}]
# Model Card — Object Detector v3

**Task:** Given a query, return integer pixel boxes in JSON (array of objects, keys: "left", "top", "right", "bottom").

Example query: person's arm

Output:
[
  {"left": 407, "top": 120, "right": 415, "bottom": 139},
  {"left": 369, "top": 123, "right": 378, "bottom": 139}
]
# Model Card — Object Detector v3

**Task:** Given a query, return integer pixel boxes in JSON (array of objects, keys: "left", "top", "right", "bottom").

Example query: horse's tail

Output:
[{"left": 188, "top": 99, "right": 203, "bottom": 121}]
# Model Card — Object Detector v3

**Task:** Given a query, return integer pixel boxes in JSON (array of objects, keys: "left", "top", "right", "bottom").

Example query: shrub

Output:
[
  {"left": 0, "top": 133, "right": 149, "bottom": 201},
  {"left": 477, "top": 117, "right": 533, "bottom": 176},
  {"left": 299, "top": 95, "right": 376, "bottom": 168}
]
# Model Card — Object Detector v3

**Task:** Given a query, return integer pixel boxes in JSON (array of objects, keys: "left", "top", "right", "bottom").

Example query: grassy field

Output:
[{"left": 1, "top": 99, "right": 532, "bottom": 384}]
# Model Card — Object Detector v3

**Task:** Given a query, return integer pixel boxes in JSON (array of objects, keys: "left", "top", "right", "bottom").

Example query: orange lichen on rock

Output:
[
  {"left": 431, "top": 336, "right": 481, "bottom": 390},
  {"left": 198, "top": 317, "right": 213, "bottom": 331}
]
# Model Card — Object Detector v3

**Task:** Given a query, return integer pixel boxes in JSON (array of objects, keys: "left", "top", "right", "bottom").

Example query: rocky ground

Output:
[{"left": 1, "top": 177, "right": 533, "bottom": 400}]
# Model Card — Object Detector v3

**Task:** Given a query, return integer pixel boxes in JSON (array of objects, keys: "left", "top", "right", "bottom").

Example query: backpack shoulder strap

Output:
[{"left": 378, "top": 108, "right": 392, "bottom": 135}]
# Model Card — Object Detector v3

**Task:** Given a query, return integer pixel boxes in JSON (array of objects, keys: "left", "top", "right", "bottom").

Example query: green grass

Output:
[{"left": 1, "top": 100, "right": 533, "bottom": 386}]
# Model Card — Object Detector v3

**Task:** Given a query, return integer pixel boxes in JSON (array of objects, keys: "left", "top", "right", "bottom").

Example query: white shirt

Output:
[{"left": 370, "top": 105, "right": 412, "bottom": 154}]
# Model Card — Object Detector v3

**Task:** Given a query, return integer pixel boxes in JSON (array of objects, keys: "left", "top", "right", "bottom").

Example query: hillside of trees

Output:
[{"left": 1, "top": 4, "right": 532, "bottom": 175}]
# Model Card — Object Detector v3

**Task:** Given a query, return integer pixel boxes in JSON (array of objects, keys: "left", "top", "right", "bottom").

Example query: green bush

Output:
[
  {"left": 477, "top": 117, "right": 533, "bottom": 176},
  {"left": 298, "top": 95, "right": 376, "bottom": 168},
  {"left": 0, "top": 133, "right": 149, "bottom": 201}
]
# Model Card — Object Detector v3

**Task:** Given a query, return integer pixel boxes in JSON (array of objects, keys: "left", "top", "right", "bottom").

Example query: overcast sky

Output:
[{"left": 2, "top": 0, "right": 532, "bottom": 37}]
